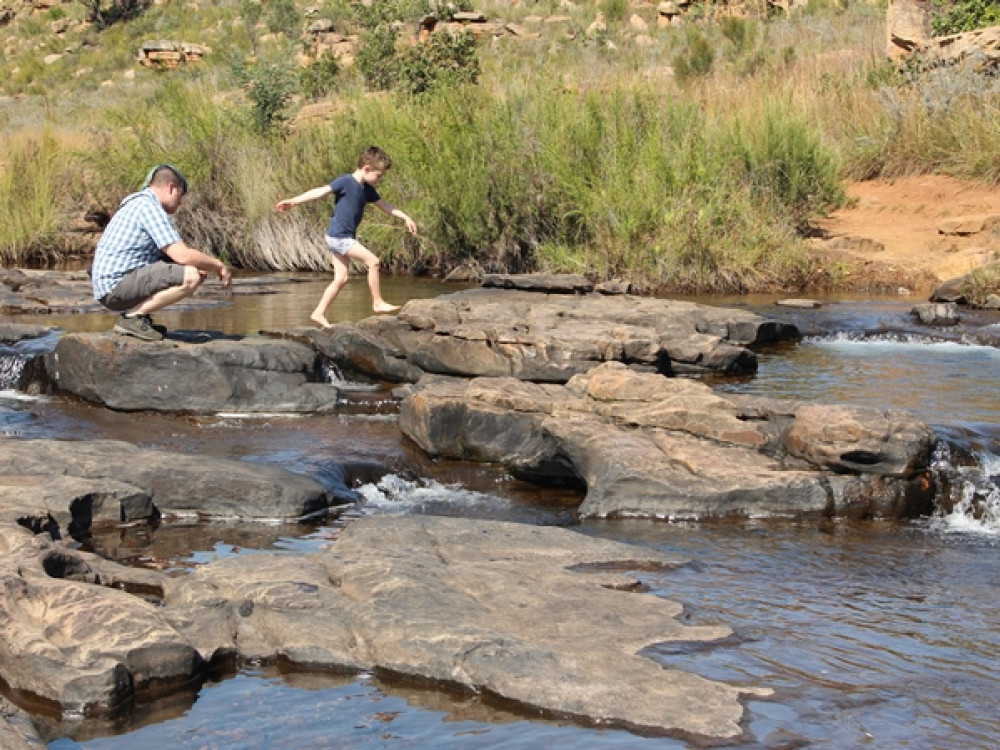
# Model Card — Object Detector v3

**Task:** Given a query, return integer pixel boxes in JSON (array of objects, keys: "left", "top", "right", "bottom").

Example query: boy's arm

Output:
[
  {"left": 374, "top": 199, "right": 418, "bottom": 235},
  {"left": 275, "top": 185, "right": 333, "bottom": 212}
]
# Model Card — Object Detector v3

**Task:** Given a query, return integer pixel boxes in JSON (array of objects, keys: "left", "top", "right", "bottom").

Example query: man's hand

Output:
[
  {"left": 219, "top": 266, "right": 232, "bottom": 289},
  {"left": 402, "top": 214, "right": 418, "bottom": 235}
]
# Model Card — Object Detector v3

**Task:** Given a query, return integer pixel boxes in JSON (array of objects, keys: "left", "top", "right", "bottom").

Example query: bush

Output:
[
  {"left": 357, "top": 27, "right": 480, "bottom": 95},
  {"left": 931, "top": 0, "right": 1000, "bottom": 36},
  {"left": 299, "top": 51, "right": 341, "bottom": 101},
  {"left": 76, "top": 0, "right": 149, "bottom": 30},
  {"left": 231, "top": 56, "right": 296, "bottom": 135},
  {"left": 266, "top": 0, "right": 301, "bottom": 38},
  {"left": 673, "top": 28, "right": 715, "bottom": 81},
  {"left": 395, "top": 30, "right": 480, "bottom": 95}
]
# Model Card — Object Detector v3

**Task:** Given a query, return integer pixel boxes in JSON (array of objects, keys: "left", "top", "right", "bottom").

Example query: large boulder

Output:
[
  {"left": 46, "top": 333, "right": 339, "bottom": 414},
  {"left": 0, "top": 439, "right": 333, "bottom": 522},
  {"left": 309, "top": 288, "right": 798, "bottom": 383},
  {"left": 399, "top": 363, "right": 937, "bottom": 520}
]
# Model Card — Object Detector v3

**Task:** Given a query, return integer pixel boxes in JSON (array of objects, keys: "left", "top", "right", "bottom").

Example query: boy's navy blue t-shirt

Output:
[{"left": 326, "top": 174, "right": 380, "bottom": 239}]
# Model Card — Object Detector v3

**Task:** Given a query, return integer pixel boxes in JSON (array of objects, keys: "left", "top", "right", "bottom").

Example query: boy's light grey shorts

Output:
[
  {"left": 325, "top": 236, "right": 357, "bottom": 255},
  {"left": 100, "top": 261, "right": 185, "bottom": 312}
]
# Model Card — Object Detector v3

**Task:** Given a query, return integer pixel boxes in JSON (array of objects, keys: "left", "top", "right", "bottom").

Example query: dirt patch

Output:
[{"left": 808, "top": 175, "right": 1000, "bottom": 294}]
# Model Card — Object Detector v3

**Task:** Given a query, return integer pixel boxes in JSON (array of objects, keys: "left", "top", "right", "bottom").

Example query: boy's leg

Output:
[
  {"left": 344, "top": 242, "right": 399, "bottom": 313},
  {"left": 311, "top": 252, "right": 350, "bottom": 328}
]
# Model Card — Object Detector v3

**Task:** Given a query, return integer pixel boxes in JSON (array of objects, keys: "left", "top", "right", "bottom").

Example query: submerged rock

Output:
[
  {"left": 399, "top": 363, "right": 936, "bottom": 520},
  {"left": 310, "top": 288, "right": 798, "bottom": 383}
]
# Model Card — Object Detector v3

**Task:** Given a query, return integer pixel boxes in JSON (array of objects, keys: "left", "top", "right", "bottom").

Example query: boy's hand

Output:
[
  {"left": 402, "top": 215, "right": 418, "bottom": 235},
  {"left": 274, "top": 200, "right": 294, "bottom": 212}
]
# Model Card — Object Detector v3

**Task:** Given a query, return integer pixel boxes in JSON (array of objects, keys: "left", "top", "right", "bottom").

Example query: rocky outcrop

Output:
[
  {"left": 46, "top": 332, "right": 339, "bottom": 414},
  {"left": 0, "top": 514, "right": 769, "bottom": 737},
  {"left": 0, "top": 439, "right": 334, "bottom": 523},
  {"left": 138, "top": 40, "right": 211, "bottom": 69},
  {"left": 887, "top": 0, "right": 934, "bottom": 60},
  {"left": 307, "top": 288, "right": 798, "bottom": 383},
  {"left": 399, "top": 363, "right": 936, "bottom": 520}
]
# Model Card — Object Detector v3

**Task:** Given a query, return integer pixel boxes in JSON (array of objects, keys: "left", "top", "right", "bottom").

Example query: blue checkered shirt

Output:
[{"left": 91, "top": 189, "right": 182, "bottom": 300}]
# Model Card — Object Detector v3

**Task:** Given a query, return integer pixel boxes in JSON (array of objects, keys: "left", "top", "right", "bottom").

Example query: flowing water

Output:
[{"left": 2, "top": 279, "right": 998, "bottom": 749}]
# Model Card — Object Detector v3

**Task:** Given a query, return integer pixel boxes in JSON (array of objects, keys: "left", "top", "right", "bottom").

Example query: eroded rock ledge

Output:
[
  {"left": 0, "top": 515, "right": 768, "bottom": 739},
  {"left": 399, "top": 362, "right": 936, "bottom": 520}
]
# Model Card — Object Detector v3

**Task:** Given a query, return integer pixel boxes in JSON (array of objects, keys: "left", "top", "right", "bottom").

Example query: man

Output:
[{"left": 90, "top": 164, "right": 232, "bottom": 341}]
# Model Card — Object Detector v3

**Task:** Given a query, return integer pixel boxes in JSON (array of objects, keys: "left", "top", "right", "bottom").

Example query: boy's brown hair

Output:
[{"left": 358, "top": 146, "right": 392, "bottom": 172}]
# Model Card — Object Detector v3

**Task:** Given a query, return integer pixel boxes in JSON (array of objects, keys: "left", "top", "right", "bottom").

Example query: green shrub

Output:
[
  {"left": 395, "top": 30, "right": 480, "bottom": 95},
  {"left": 601, "top": 0, "right": 629, "bottom": 24},
  {"left": 76, "top": 0, "right": 149, "bottom": 30},
  {"left": 962, "top": 262, "right": 1000, "bottom": 307},
  {"left": 355, "top": 24, "right": 398, "bottom": 91},
  {"left": 672, "top": 28, "right": 715, "bottom": 81},
  {"left": 231, "top": 55, "right": 296, "bottom": 135},
  {"left": 266, "top": 0, "right": 301, "bottom": 38},
  {"left": 931, "top": 0, "right": 1000, "bottom": 36},
  {"left": 299, "top": 50, "right": 341, "bottom": 101}
]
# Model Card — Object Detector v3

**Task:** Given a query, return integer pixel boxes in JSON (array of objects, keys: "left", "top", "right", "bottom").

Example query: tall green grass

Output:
[
  {"left": 3, "top": 0, "right": 1000, "bottom": 293},
  {"left": 0, "top": 132, "right": 76, "bottom": 265}
]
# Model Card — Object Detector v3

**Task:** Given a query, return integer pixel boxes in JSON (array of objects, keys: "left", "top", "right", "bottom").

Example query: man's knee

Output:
[
  {"left": 180, "top": 266, "right": 205, "bottom": 293},
  {"left": 365, "top": 257, "right": 381, "bottom": 271}
]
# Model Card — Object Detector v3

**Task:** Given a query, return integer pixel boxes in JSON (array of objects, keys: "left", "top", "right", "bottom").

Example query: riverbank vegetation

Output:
[{"left": 1, "top": 0, "right": 998, "bottom": 293}]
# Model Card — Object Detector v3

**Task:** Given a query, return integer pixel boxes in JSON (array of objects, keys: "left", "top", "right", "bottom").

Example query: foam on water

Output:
[
  {"left": 810, "top": 331, "right": 1000, "bottom": 355},
  {"left": 930, "top": 448, "right": 1000, "bottom": 537},
  {"left": 355, "top": 473, "right": 512, "bottom": 516}
]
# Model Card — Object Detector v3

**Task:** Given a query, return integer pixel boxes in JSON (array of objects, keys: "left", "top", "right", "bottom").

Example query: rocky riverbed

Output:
[{"left": 0, "top": 271, "right": 967, "bottom": 746}]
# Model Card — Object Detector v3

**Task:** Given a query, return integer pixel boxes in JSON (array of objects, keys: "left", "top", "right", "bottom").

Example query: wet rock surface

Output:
[
  {"left": 0, "top": 514, "right": 768, "bottom": 738},
  {"left": 0, "top": 439, "right": 335, "bottom": 522},
  {"left": 45, "top": 332, "right": 339, "bottom": 414},
  {"left": 399, "top": 362, "right": 936, "bottom": 520},
  {"left": 307, "top": 287, "right": 798, "bottom": 383}
]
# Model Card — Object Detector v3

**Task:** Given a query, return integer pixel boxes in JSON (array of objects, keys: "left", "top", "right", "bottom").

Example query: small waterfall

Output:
[
  {"left": 930, "top": 440, "right": 1000, "bottom": 535},
  {"left": 0, "top": 350, "right": 29, "bottom": 391}
]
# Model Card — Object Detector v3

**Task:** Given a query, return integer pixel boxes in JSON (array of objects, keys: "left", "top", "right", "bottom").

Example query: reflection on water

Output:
[{"left": 717, "top": 333, "right": 1000, "bottom": 427}]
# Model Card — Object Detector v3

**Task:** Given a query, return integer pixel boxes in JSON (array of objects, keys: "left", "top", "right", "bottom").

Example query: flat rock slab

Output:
[
  {"left": 399, "top": 363, "right": 936, "bottom": 520},
  {"left": 0, "top": 439, "right": 333, "bottom": 522},
  {"left": 307, "top": 288, "right": 799, "bottom": 383},
  {"left": 0, "top": 515, "right": 769, "bottom": 737},
  {"left": 46, "top": 332, "right": 339, "bottom": 414},
  {"left": 164, "top": 515, "right": 768, "bottom": 738}
]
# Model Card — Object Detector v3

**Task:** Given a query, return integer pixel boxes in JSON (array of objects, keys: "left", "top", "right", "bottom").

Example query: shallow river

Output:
[{"left": 3, "top": 277, "right": 999, "bottom": 749}]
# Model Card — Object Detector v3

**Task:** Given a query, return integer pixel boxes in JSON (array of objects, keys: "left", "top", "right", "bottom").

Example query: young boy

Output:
[{"left": 275, "top": 146, "right": 418, "bottom": 328}]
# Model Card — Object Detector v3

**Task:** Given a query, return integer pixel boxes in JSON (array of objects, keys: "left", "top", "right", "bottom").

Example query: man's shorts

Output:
[
  {"left": 325, "top": 236, "right": 358, "bottom": 256},
  {"left": 100, "top": 261, "right": 185, "bottom": 312}
]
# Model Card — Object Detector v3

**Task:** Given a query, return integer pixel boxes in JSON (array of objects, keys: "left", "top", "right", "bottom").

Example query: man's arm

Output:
[
  {"left": 163, "top": 241, "right": 232, "bottom": 287},
  {"left": 275, "top": 185, "right": 333, "bottom": 212},
  {"left": 374, "top": 199, "right": 418, "bottom": 235}
]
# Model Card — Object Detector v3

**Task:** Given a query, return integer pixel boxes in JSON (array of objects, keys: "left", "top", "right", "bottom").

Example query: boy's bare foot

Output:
[
  {"left": 373, "top": 302, "right": 400, "bottom": 314},
  {"left": 310, "top": 313, "right": 333, "bottom": 329}
]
